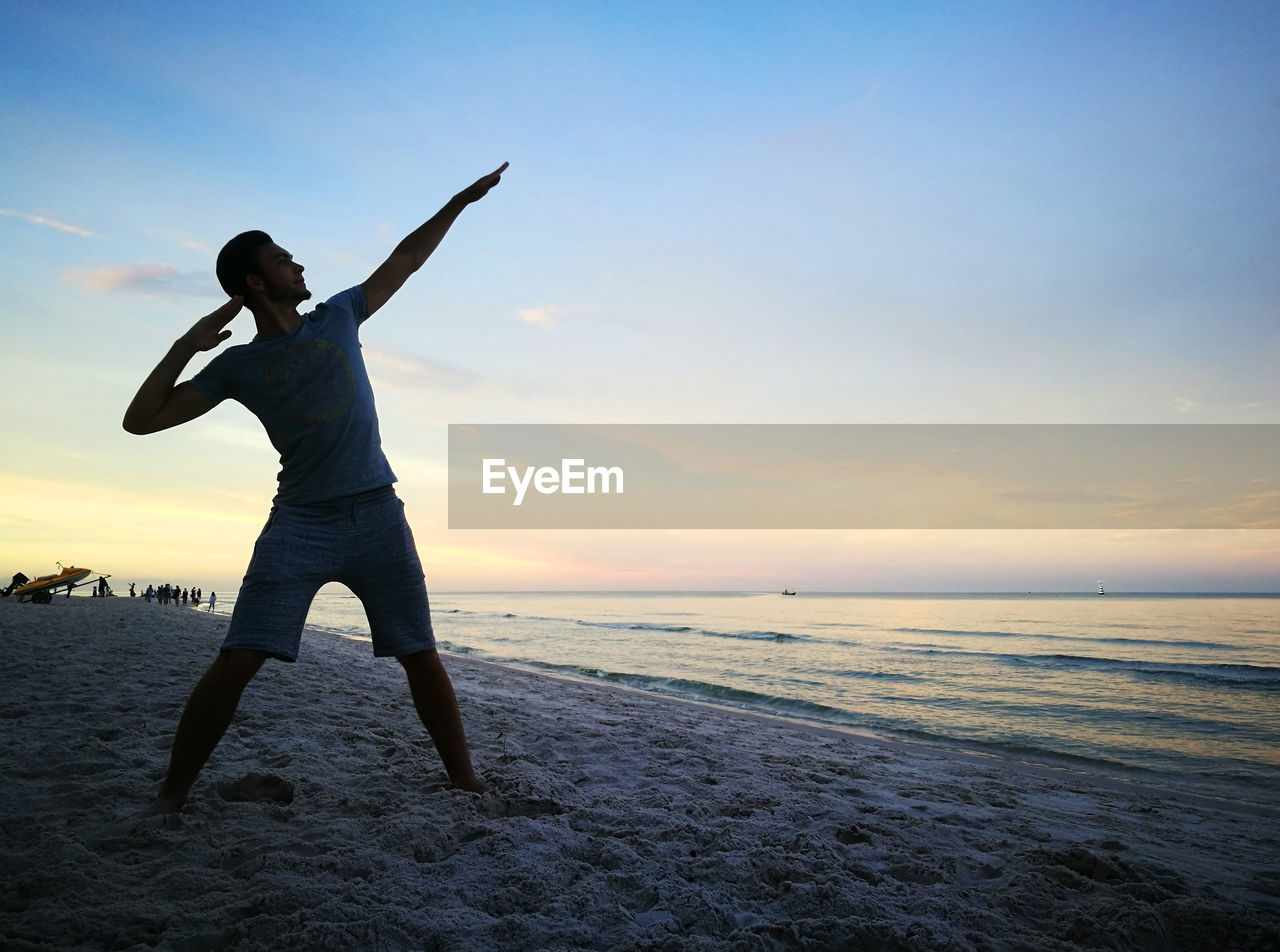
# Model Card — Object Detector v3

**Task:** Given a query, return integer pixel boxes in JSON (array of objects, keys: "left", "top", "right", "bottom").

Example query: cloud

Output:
[
  {"left": 0, "top": 208, "right": 94, "bottom": 237},
  {"left": 363, "top": 347, "right": 480, "bottom": 390},
  {"left": 325, "top": 249, "right": 375, "bottom": 271},
  {"left": 1195, "top": 490, "right": 1280, "bottom": 530},
  {"left": 156, "top": 230, "right": 212, "bottom": 253},
  {"left": 61, "top": 263, "right": 217, "bottom": 296},
  {"left": 518, "top": 306, "right": 565, "bottom": 330}
]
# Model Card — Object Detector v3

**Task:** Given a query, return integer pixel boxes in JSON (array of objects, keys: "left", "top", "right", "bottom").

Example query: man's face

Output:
[{"left": 250, "top": 243, "right": 311, "bottom": 304}]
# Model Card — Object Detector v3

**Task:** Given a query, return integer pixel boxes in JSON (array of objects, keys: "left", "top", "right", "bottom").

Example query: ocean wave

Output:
[
  {"left": 561, "top": 618, "right": 813, "bottom": 642},
  {"left": 573, "top": 620, "right": 695, "bottom": 633},
  {"left": 815, "top": 668, "right": 925, "bottom": 683},
  {"left": 520, "top": 661, "right": 857, "bottom": 720},
  {"left": 888, "top": 726, "right": 1136, "bottom": 773},
  {"left": 436, "top": 641, "right": 480, "bottom": 655},
  {"left": 1086, "top": 636, "right": 1232, "bottom": 649},
  {"left": 462, "top": 606, "right": 819, "bottom": 643},
  {"left": 893, "top": 626, "right": 1026, "bottom": 639},
  {"left": 891, "top": 626, "right": 1232, "bottom": 650},
  {"left": 693, "top": 627, "right": 813, "bottom": 643},
  {"left": 1045, "top": 655, "right": 1280, "bottom": 687},
  {"left": 902, "top": 646, "right": 1280, "bottom": 689}
]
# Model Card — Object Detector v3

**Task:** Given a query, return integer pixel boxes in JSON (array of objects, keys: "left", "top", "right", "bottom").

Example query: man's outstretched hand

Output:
[
  {"left": 178, "top": 296, "right": 242, "bottom": 352},
  {"left": 363, "top": 162, "right": 510, "bottom": 317},
  {"left": 455, "top": 162, "right": 508, "bottom": 205}
]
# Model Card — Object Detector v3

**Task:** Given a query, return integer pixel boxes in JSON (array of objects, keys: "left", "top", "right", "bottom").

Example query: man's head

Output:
[{"left": 216, "top": 230, "right": 310, "bottom": 306}]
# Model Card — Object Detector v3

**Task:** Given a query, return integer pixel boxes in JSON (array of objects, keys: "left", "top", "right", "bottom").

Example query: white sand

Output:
[{"left": 1, "top": 595, "right": 1278, "bottom": 951}]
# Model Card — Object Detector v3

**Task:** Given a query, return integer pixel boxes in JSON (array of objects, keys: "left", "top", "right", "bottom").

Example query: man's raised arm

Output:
[
  {"left": 363, "top": 162, "right": 507, "bottom": 317},
  {"left": 122, "top": 296, "right": 241, "bottom": 435}
]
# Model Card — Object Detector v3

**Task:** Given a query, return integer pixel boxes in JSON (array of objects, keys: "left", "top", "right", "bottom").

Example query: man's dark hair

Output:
[{"left": 216, "top": 230, "right": 273, "bottom": 298}]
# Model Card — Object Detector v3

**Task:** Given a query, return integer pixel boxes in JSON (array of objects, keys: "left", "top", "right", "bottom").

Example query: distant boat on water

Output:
[
  {"left": 781, "top": 588, "right": 796, "bottom": 596},
  {"left": 1098, "top": 580, "right": 1106, "bottom": 596}
]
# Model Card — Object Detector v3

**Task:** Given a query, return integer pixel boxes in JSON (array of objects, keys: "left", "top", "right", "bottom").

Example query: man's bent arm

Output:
[
  {"left": 363, "top": 162, "right": 507, "bottom": 317},
  {"left": 123, "top": 297, "right": 240, "bottom": 434}
]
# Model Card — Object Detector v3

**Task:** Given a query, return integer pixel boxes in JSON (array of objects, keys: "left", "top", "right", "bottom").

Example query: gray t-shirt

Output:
[{"left": 191, "top": 286, "right": 396, "bottom": 504}]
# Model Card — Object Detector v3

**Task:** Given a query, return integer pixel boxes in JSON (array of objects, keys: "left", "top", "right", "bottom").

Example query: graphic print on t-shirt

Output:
[{"left": 265, "top": 338, "right": 355, "bottom": 423}]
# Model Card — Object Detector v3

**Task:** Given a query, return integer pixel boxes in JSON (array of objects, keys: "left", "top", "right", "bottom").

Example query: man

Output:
[{"left": 124, "top": 163, "right": 507, "bottom": 814}]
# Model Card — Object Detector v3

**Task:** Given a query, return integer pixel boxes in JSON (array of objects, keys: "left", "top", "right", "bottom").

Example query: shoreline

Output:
[
  {"left": 2, "top": 596, "right": 1278, "bottom": 950},
  {"left": 469, "top": 654, "right": 1280, "bottom": 821},
  {"left": 320, "top": 618, "right": 1280, "bottom": 816}
]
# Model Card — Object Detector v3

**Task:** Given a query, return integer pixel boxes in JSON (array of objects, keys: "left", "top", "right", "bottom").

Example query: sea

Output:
[{"left": 214, "top": 589, "right": 1280, "bottom": 807}]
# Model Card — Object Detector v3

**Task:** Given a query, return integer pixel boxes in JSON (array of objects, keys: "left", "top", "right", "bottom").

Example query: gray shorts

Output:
[{"left": 221, "top": 486, "right": 435, "bottom": 662}]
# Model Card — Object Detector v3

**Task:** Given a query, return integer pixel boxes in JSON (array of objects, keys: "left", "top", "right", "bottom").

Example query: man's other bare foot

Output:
[
  {"left": 143, "top": 793, "right": 185, "bottom": 816},
  {"left": 92, "top": 806, "right": 181, "bottom": 843}
]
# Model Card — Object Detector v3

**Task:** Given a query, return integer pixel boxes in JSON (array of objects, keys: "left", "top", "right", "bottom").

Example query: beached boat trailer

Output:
[{"left": 3, "top": 565, "right": 109, "bottom": 603}]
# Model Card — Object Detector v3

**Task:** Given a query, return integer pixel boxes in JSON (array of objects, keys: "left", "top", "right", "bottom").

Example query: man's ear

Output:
[{"left": 244, "top": 273, "right": 265, "bottom": 295}]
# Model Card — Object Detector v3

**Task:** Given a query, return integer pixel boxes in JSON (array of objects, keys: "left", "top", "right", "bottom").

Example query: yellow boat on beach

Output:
[{"left": 12, "top": 564, "right": 93, "bottom": 602}]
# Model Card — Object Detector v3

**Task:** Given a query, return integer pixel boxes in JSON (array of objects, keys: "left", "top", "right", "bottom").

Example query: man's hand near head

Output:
[
  {"left": 122, "top": 297, "right": 242, "bottom": 434},
  {"left": 177, "top": 296, "right": 243, "bottom": 354}
]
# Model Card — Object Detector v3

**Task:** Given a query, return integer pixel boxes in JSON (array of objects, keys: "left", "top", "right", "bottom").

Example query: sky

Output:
[{"left": 1, "top": 0, "right": 1278, "bottom": 592}]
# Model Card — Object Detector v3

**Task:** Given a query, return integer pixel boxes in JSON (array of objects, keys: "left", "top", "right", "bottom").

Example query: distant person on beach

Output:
[
  {"left": 123, "top": 163, "right": 505, "bottom": 814},
  {"left": 207, "top": 592, "right": 216, "bottom": 612}
]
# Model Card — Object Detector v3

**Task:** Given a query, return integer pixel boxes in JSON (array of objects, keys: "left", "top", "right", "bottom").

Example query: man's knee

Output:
[
  {"left": 213, "top": 649, "right": 269, "bottom": 684},
  {"left": 397, "top": 648, "right": 441, "bottom": 672}
]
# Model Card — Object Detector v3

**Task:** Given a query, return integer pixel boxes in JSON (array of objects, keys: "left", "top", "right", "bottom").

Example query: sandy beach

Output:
[{"left": 1, "top": 596, "right": 1277, "bottom": 951}]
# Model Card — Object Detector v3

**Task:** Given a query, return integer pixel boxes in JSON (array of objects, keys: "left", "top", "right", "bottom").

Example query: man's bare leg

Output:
[
  {"left": 398, "top": 649, "right": 485, "bottom": 793},
  {"left": 146, "top": 649, "right": 268, "bottom": 814}
]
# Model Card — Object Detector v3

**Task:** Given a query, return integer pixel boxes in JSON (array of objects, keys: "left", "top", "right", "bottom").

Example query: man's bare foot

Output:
[{"left": 450, "top": 774, "right": 487, "bottom": 795}]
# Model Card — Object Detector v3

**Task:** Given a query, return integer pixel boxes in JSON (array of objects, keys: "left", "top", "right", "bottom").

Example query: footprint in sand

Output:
[
  {"left": 90, "top": 810, "right": 183, "bottom": 847},
  {"left": 216, "top": 772, "right": 295, "bottom": 805},
  {"left": 477, "top": 795, "right": 564, "bottom": 819}
]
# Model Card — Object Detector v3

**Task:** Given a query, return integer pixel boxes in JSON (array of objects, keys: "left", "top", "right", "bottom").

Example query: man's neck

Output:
[{"left": 248, "top": 300, "right": 303, "bottom": 339}]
